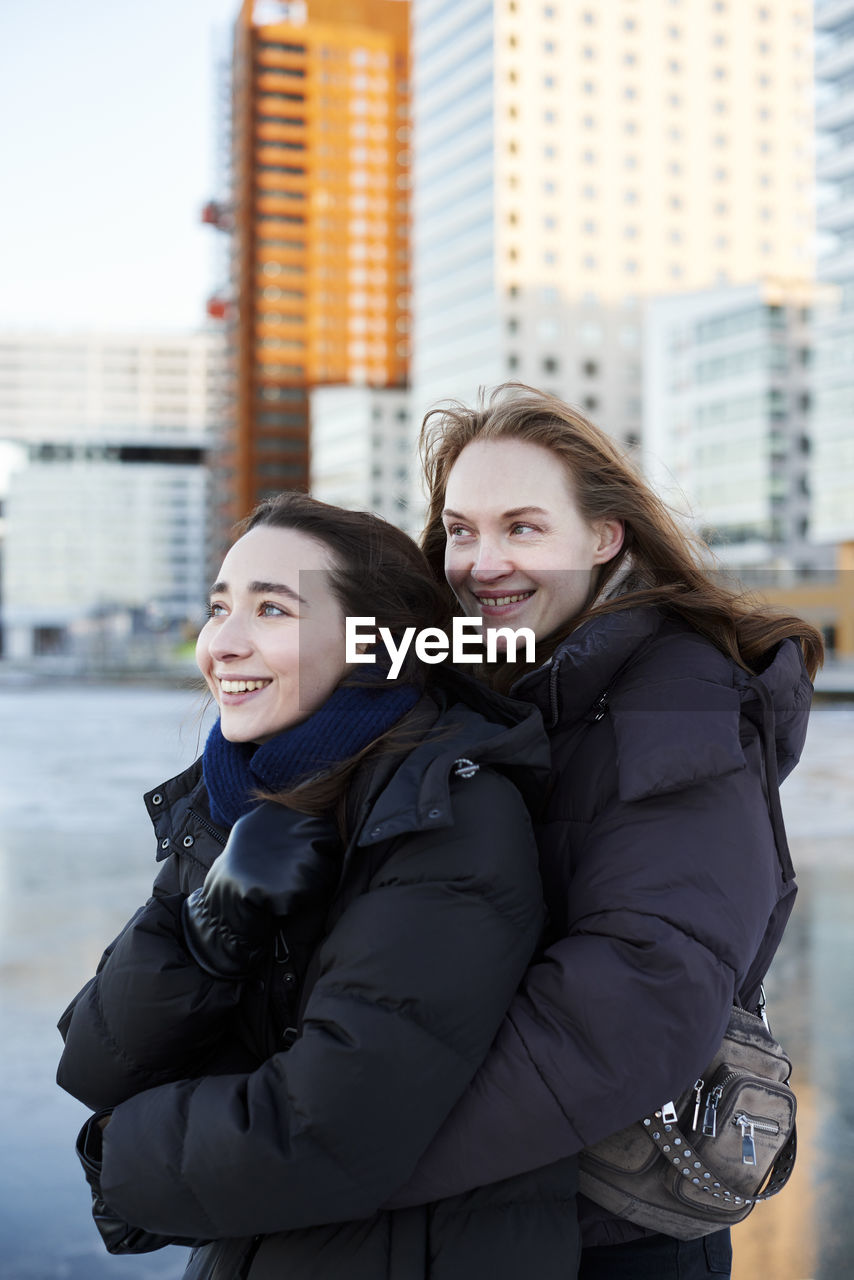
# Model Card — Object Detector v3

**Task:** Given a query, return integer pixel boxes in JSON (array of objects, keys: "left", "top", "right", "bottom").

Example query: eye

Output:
[
  {"left": 206, "top": 601, "right": 227, "bottom": 618},
  {"left": 445, "top": 523, "right": 471, "bottom": 539},
  {"left": 260, "top": 601, "right": 289, "bottom": 617},
  {"left": 509, "top": 522, "right": 537, "bottom": 535}
]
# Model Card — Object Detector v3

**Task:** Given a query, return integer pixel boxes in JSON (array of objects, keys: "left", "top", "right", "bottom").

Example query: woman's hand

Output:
[{"left": 181, "top": 803, "right": 342, "bottom": 979}]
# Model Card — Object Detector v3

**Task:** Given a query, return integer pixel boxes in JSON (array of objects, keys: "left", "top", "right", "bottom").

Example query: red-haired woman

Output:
[{"left": 392, "top": 384, "right": 820, "bottom": 1280}]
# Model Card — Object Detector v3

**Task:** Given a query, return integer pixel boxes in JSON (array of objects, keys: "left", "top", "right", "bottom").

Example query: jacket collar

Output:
[
  {"left": 511, "top": 606, "right": 663, "bottom": 729},
  {"left": 144, "top": 760, "right": 228, "bottom": 870},
  {"left": 143, "top": 669, "right": 551, "bottom": 855},
  {"left": 356, "top": 670, "right": 551, "bottom": 846}
]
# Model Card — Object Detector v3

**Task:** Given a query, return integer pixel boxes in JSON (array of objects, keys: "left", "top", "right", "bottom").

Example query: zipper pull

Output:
[
  {"left": 702, "top": 1085, "right": 723, "bottom": 1138},
  {"left": 586, "top": 692, "right": 609, "bottom": 722},
  {"left": 691, "top": 1080, "right": 705, "bottom": 1131},
  {"left": 737, "top": 1115, "right": 757, "bottom": 1165}
]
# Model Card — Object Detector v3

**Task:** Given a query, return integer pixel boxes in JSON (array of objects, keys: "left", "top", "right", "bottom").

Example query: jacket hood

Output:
[
  {"left": 512, "top": 605, "right": 812, "bottom": 780},
  {"left": 735, "top": 633, "right": 813, "bottom": 783}
]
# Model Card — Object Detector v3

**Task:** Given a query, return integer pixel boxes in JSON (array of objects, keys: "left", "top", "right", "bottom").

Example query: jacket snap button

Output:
[
  {"left": 160, "top": 838, "right": 170, "bottom": 849},
  {"left": 370, "top": 826, "right": 382, "bottom": 837},
  {"left": 183, "top": 835, "right": 195, "bottom": 848},
  {"left": 428, "top": 808, "right": 441, "bottom": 819},
  {"left": 151, "top": 793, "right": 163, "bottom": 805},
  {"left": 282, "top": 972, "right": 297, "bottom": 988}
]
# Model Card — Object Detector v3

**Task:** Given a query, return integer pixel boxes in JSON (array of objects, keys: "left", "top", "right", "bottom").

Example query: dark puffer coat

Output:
[
  {"left": 57, "top": 682, "right": 580, "bottom": 1279},
  {"left": 389, "top": 608, "right": 812, "bottom": 1248}
]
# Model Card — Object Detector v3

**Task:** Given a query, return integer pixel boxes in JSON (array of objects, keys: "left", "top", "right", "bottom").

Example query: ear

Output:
[{"left": 592, "top": 519, "right": 624, "bottom": 566}]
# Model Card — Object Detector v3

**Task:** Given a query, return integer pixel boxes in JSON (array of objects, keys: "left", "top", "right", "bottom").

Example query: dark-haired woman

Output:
[
  {"left": 57, "top": 492, "right": 579, "bottom": 1279},
  {"left": 388, "top": 385, "right": 821, "bottom": 1279}
]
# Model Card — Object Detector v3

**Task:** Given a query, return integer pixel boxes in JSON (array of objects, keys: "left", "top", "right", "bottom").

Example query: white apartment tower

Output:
[
  {"left": 812, "top": 0, "right": 854, "bottom": 542},
  {"left": 644, "top": 281, "right": 819, "bottom": 572},
  {"left": 411, "top": 0, "right": 815, "bottom": 487}
]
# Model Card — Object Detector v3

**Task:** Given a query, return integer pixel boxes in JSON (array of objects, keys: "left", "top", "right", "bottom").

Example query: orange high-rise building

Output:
[{"left": 208, "top": 0, "right": 410, "bottom": 536}]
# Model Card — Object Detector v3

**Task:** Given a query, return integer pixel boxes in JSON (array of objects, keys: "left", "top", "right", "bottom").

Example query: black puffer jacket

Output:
[
  {"left": 389, "top": 608, "right": 812, "bottom": 1248},
  {"left": 57, "top": 680, "right": 580, "bottom": 1279}
]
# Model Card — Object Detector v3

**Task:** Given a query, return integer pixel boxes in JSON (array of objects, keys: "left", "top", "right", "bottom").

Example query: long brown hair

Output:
[
  {"left": 240, "top": 491, "right": 451, "bottom": 819},
  {"left": 420, "top": 384, "right": 824, "bottom": 687}
]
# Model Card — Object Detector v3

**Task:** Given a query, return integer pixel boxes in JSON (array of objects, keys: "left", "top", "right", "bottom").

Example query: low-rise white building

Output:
[{"left": 0, "top": 330, "right": 223, "bottom": 664}]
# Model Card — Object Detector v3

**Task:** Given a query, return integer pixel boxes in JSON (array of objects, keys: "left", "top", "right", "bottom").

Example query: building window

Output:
[
  {"left": 582, "top": 359, "right": 598, "bottom": 377},
  {"left": 543, "top": 356, "right": 559, "bottom": 373}
]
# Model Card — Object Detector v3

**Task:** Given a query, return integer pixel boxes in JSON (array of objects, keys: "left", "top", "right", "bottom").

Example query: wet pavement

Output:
[{"left": 0, "top": 683, "right": 851, "bottom": 1279}]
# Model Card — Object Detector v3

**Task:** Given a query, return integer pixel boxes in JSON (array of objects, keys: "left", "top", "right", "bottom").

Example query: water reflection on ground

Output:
[{"left": 0, "top": 684, "right": 851, "bottom": 1279}]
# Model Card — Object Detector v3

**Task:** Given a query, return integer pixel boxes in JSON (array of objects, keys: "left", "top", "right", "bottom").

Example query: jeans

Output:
[{"left": 579, "top": 1230, "right": 732, "bottom": 1279}]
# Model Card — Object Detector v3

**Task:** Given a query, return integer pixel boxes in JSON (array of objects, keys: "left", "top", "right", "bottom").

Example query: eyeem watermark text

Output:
[{"left": 346, "top": 616, "right": 536, "bottom": 679}]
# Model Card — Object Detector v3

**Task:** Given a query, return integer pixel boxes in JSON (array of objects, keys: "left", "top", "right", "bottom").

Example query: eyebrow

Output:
[
  {"left": 208, "top": 579, "right": 307, "bottom": 605},
  {"left": 442, "top": 506, "right": 550, "bottom": 521}
]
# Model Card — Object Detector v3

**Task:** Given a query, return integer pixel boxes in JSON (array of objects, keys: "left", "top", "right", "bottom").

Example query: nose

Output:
[
  {"left": 465, "top": 532, "right": 514, "bottom": 582},
  {"left": 207, "top": 610, "right": 253, "bottom": 661}
]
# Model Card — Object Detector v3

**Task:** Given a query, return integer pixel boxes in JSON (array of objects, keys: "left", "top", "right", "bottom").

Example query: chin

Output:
[{"left": 219, "top": 725, "right": 256, "bottom": 744}]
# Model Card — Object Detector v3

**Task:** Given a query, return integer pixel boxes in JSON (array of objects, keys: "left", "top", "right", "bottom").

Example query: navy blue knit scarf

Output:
[{"left": 202, "top": 677, "right": 421, "bottom": 829}]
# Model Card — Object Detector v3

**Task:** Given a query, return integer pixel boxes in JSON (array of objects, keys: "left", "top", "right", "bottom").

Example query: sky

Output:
[{"left": 0, "top": 0, "right": 243, "bottom": 335}]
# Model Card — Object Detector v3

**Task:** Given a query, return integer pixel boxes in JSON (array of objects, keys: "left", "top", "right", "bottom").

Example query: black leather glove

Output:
[
  {"left": 181, "top": 803, "right": 342, "bottom": 980},
  {"left": 76, "top": 1113, "right": 200, "bottom": 1255}
]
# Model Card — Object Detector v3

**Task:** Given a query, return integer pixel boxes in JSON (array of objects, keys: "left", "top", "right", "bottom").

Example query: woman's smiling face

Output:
[
  {"left": 442, "top": 438, "right": 624, "bottom": 647},
  {"left": 196, "top": 525, "right": 350, "bottom": 743}
]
